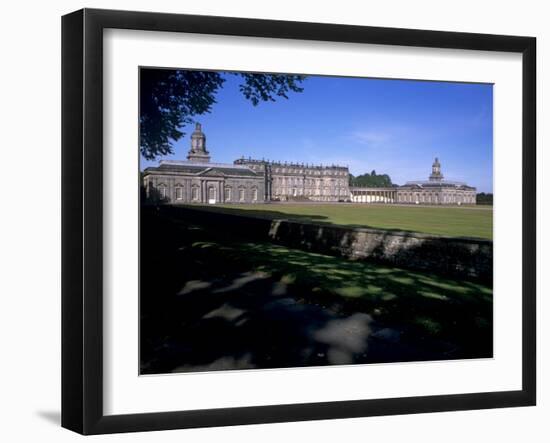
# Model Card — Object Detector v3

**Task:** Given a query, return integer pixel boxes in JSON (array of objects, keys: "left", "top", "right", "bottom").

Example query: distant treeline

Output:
[
  {"left": 349, "top": 170, "right": 393, "bottom": 187},
  {"left": 476, "top": 193, "right": 493, "bottom": 205}
]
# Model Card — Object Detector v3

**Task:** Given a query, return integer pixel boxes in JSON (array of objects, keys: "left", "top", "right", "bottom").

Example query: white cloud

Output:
[{"left": 348, "top": 130, "right": 391, "bottom": 147}]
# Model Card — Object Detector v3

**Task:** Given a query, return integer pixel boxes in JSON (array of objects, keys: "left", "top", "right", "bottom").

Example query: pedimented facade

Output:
[{"left": 143, "top": 124, "right": 265, "bottom": 204}]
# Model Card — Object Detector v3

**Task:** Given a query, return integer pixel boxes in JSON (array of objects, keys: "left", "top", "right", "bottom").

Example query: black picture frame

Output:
[{"left": 61, "top": 8, "right": 536, "bottom": 435}]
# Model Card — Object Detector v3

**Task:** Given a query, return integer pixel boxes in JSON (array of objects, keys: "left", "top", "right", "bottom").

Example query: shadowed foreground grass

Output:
[
  {"left": 190, "top": 239, "right": 492, "bottom": 345},
  {"left": 193, "top": 203, "right": 493, "bottom": 239},
  {"left": 140, "top": 209, "right": 493, "bottom": 373}
]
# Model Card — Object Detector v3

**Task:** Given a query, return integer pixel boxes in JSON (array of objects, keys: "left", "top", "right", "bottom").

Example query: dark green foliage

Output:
[
  {"left": 349, "top": 170, "right": 393, "bottom": 187},
  {"left": 139, "top": 69, "right": 306, "bottom": 160},
  {"left": 476, "top": 192, "right": 493, "bottom": 205},
  {"left": 238, "top": 73, "right": 305, "bottom": 106},
  {"left": 140, "top": 69, "right": 223, "bottom": 160}
]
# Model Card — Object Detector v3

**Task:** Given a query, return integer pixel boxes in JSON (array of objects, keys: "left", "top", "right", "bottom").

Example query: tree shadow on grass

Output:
[
  {"left": 140, "top": 209, "right": 493, "bottom": 374},
  {"left": 162, "top": 205, "right": 493, "bottom": 283},
  {"left": 170, "top": 204, "right": 424, "bottom": 236}
]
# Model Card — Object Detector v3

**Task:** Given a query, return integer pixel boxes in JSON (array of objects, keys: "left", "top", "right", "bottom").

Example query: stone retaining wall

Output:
[
  {"left": 160, "top": 205, "right": 493, "bottom": 283},
  {"left": 267, "top": 219, "right": 492, "bottom": 283}
]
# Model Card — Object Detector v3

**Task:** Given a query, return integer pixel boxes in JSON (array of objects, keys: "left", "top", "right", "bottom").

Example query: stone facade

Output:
[
  {"left": 269, "top": 218, "right": 491, "bottom": 282},
  {"left": 396, "top": 157, "right": 476, "bottom": 205},
  {"left": 350, "top": 158, "right": 477, "bottom": 205},
  {"left": 144, "top": 124, "right": 476, "bottom": 206},
  {"left": 234, "top": 158, "right": 350, "bottom": 202},
  {"left": 143, "top": 123, "right": 265, "bottom": 204}
]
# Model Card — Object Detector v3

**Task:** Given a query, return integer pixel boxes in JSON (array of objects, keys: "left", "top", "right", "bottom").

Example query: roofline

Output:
[
  {"left": 160, "top": 160, "right": 252, "bottom": 170},
  {"left": 235, "top": 157, "right": 349, "bottom": 170}
]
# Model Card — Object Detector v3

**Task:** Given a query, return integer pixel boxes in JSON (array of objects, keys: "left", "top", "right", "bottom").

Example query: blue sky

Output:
[{"left": 141, "top": 72, "right": 493, "bottom": 192}]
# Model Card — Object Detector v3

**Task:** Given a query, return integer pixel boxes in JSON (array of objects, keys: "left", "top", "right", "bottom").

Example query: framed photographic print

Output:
[{"left": 61, "top": 8, "right": 536, "bottom": 435}]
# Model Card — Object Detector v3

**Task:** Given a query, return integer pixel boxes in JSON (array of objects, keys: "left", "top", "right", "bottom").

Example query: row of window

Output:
[
  {"left": 351, "top": 194, "right": 475, "bottom": 204},
  {"left": 223, "top": 187, "right": 258, "bottom": 202},
  {"left": 274, "top": 188, "right": 348, "bottom": 197},
  {"left": 156, "top": 185, "right": 191, "bottom": 200},
  {"left": 397, "top": 193, "right": 475, "bottom": 203},
  {"left": 274, "top": 177, "right": 347, "bottom": 187},
  {"left": 272, "top": 169, "right": 347, "bottom": 176},
  {"left": 156, "top": 184, "right": 258, "bottom": 202},
  {"left": 249, "top": 164, "right": 348, "bottom": 176}
]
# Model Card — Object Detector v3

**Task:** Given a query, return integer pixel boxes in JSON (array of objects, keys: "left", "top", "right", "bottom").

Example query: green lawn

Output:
[
  {"left": 205, "top": 239, "right": 493, "bottom": 344},
  {"left": 141, "top": 209, "right": 493, "bottom": 371},
  {"left": 194, "top": 203, "right": 493, "bottom": 239}
]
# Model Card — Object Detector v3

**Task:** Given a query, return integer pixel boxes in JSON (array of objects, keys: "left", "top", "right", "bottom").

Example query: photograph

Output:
[
  {"left": 54, "top": 4, "right": 539, "bottom": 437},
  {"left": 139, "top": 67, "right": 494, "bottom": 375}
]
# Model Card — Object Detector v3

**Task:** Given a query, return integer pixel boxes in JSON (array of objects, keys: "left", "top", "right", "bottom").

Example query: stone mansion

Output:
[
  {"left": 143, "top": 123, "right": 349, "bottom": 204},
  {"left": 142, "top": 123, "right": 477, "bottom": 205}
]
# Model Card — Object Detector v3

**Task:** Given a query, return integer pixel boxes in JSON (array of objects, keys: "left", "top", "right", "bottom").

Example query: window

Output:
[
  {"left": 239, "top": 188, "right": 245, "bottom": 201},
  {"left": 175, "top": 186, "right": 183, "bottom": 200},
  {"left": 158, "top": 184, "right": 167, "bottom": 199},
  {"left": 224, "top": 187, "right": 232, "bottom": 202},
  {"left": 192, "top": 186, "right": 199, "bottom": 201},
  {"left": 252, "top": 188, "right": 258, "bottom": 201}
]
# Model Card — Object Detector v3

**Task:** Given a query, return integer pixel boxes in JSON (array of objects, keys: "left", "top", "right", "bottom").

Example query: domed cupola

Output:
[
  {"left": 187, "top": 122, "right": 211, "bottom": 163},
  {"left": 429, "top": 157, "right": 444, "bottom": 182}
]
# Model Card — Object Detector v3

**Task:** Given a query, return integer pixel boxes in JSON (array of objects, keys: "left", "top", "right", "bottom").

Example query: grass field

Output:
[
  {"left": 140, "top": 209, "right": 493, "bottom": 372},
  {"left": 197, "top": 203, "right": 493, "bottom": 239}
]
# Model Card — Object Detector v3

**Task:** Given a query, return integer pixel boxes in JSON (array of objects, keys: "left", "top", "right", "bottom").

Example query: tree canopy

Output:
[
  {"left": 349, "top": 170, "right": 393, "bottom": 187},
  {"left": 140, "top": 69, "right": 306, "bottom": 160},
  {"left": 476, "top": 192, "right": 493, "bottom": 205}
]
